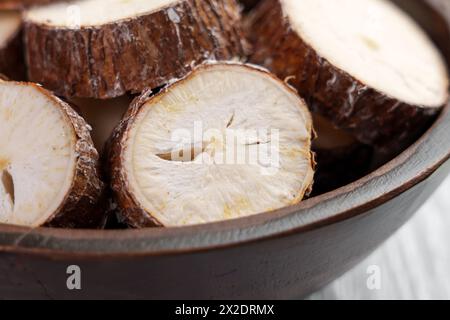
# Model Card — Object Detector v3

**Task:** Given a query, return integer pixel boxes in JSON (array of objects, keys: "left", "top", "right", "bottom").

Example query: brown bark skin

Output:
[
  {"left": 24, "top": 0, "right": 249, "bottom": 99},
  {"left": 107, "top": 90, "right": 164, "bottom": 228},
  {"left": 14, "top": 84, "right": 107, "bottom": 228},
  {"left": 0, "top": 27, "right": 26, "bottom": 81},
  {"left": 247, "top": 0, "right": 447, "bottom": 150}
]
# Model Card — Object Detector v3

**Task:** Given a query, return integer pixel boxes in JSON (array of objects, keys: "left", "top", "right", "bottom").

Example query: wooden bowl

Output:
[{"left": 1, "top": 0, "right": 449, "bottom": 299}]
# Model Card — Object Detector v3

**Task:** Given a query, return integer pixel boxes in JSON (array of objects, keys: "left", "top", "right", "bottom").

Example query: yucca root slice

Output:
[
  {"left": 247, "top": 0, "right": 449, "bottom": 148},
  {"left": 24, "top": 0, "right": 249, "bottom": 99},
  {"left": 0, "top": 80, "right": 105, "bottom": 228},
  {"left": 108, "top": 63, "right": 315, "bottom": 228},
  {"left": 0, "top": 10, "right": 25, "bottom": 80}
]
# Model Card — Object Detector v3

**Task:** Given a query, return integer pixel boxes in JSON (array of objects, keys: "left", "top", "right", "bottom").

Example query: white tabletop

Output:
[{"left": 310, "top": 176, "right": 450, "bottom": 300}]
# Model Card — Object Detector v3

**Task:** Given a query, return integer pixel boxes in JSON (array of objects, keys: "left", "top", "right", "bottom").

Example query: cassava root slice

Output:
[
  {"left": 0, "top": 80, "right": 105, "bottom": 228},
  {"left": 24, "top": 0, "right": 249, "bottom": 99},
  {"left": 247, "top": 0, "right": 449, "bottom": 148},
  {"left": 0, "top": 10, "right": 25, "bottom": 80},
  {"left": 109, "top": 63, "right": 315, "bottom": 228}
]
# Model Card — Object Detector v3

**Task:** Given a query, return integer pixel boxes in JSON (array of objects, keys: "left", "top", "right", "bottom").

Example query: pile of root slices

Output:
[{"left": 0, "top": 0, "right": 448, "bottom": 229}]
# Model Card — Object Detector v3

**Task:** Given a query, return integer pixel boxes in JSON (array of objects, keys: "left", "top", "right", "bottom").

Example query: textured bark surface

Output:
[
  {"left": 0, "top": 25, "right": 25, "bottom": 81},
  {"left": 18, "top": 84, "right": 107, "bottom": 228},
  {"left": 246, "top": 0, "right": 446, "bottom": 150},
  {"left": 107, "top": 91, "right": 164, "bottom": 228},
  {"left": 24, "top": 0, "right": 249, "bottom": 99}
]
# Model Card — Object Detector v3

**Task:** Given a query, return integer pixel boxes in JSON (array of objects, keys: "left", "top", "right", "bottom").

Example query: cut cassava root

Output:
[
  {"left": 247, "top": 0, "right": 449, "bottom": 148},
  {"left": 0, "top": 10, "right": 25, "bottom": 80},
  {"left": 0, "top": 80, "right": 106, "bottom": 228},
  {"left": 108, "top": 63, "right": 315, "bottom": 228},
  {"left": 24, "top": 0, "right": 249, "bottom": 99}
]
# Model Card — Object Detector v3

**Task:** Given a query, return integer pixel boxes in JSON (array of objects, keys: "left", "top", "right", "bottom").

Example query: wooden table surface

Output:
[{"left": 310, "top": 176, "right": 450, "bottom": 300}]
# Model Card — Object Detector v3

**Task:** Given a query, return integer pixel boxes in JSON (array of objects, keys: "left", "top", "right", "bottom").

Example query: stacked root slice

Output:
[
  {"left": 0, "top": 79, "right": 105, "bottom": 228},
  {"left": 23, "top": 0, "right": 249, "bottom": 99},
  {"left": 247, "top": 0, "right": 449, "bottom": 150},
  {"left": 108, "top": 63, "right": 315, "bottom": 227}
]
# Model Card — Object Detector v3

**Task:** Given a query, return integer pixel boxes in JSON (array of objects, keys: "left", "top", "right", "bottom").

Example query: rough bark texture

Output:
[
  {"left": 0, "top": 26, "right": 26, "bottom": 81},
  {"left": 246, "top": 0, "right": 447, "bottom": 150},
  {"left": 24, "top": 0, "right": 249, "bottom": 99},
  {"left": 19, "top": 84, "right": 107, "bottom": 228},
  {"left": 107, "top": 90, "right": 164, "bottom": 228}
]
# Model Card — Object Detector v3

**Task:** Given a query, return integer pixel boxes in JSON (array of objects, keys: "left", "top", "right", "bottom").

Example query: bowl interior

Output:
[{"left": 0, "top": 0, "right": 449, "bottom": 254}]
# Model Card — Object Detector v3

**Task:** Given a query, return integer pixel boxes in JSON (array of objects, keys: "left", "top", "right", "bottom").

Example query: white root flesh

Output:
[
  {"left": 281, "top": 0, "right": 448, "bottom": 107},
  {"left": 113, "top": 63, "right": 315, "bottom": 227},
  {"left": 26, "top": 0, "right": 180, "bottom": 27},
  {"left": 0, "top": 80, "right": 104, "bottom": 227}
]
